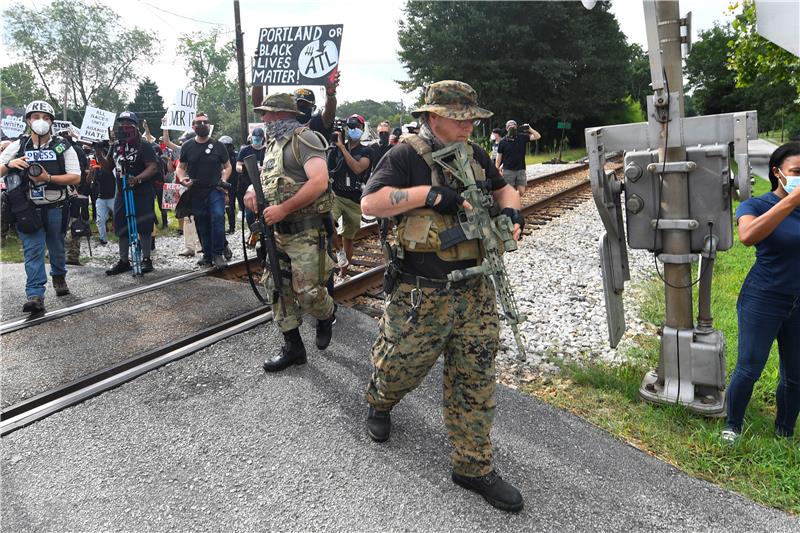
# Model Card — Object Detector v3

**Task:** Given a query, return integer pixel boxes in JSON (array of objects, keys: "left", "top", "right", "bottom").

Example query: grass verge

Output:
[
  {"left": 526, "top": 147, "right": 586, "bottom": 165},
  {"left": 521, "top": 178, "right": 799, "bottom": 514}
]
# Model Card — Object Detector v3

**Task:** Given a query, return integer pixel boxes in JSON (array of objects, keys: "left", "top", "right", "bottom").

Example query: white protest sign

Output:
[
  {"left": 0, "top": 115, "right": 25, "bottom": 138},
  {"left": 79, "top": 106, "right": 116, "bottom": 142},
  {"left": 162, "top": 88, "right": 198, "bottom": 132}
]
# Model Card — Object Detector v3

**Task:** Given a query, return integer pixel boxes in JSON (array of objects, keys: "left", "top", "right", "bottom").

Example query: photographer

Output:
[
  {"left": 0, "top": 100, "right": 81, "bottom": 313},
  {"left": 328, "top": 113, "right": 372, "bottom": 275},
  {"left": 496, "top": 119, "right": 541, "bottom": 195}
]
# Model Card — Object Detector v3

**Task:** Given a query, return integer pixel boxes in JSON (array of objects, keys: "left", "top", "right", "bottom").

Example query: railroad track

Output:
[{"left": 0, "top": 162, "right": 614, "bottom": 435}]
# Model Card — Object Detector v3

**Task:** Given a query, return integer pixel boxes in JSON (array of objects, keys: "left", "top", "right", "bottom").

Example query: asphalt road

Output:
[{"left": 2, "top": 307, "right": 797, "bottom": 532}]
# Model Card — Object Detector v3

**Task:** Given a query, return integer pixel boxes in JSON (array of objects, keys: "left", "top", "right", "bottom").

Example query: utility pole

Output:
[{"left": 233, "top": 0, "right": 249, "bottom": 145}]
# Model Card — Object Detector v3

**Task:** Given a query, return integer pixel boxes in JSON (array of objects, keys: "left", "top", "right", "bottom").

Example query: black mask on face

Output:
[
  {"left": 116, "top": 124, "right": 140, "bottom": 147},
  {"left": 194, "top": 124, "right": 210, "bottom": 138},
  {"left": 379, "top": 132, "right": 390, "bottom": 145}
]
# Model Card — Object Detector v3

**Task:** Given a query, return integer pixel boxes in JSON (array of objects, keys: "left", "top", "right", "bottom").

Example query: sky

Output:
[{"left": 3, "top": 0, "right": 737, "bottom": 109}]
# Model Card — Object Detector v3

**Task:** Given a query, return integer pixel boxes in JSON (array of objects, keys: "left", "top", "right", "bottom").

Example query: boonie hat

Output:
[
  {"left": 411, "top": 80, "right": 492, "bottom": 120},
  {"left": 118, "top": 111, "right": 139, "bottom": 124},
  {"left": 254, "top": 93, "right": 304, "bottom": 115}
]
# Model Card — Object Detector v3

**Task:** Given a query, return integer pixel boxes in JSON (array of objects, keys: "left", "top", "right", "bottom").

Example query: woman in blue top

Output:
[{"left": 723, "top": 142, "right": 800, "bottom": 442}]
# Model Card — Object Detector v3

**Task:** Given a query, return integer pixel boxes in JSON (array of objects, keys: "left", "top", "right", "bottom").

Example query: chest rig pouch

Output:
[
  {"left": 393, "top": 135, "right": 483, "bottom": 262},
  {"left": 261, "top": 127, "right": 333, "bottom": 223}
]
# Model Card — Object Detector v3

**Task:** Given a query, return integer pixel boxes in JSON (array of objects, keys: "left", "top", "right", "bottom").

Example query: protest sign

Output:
[
  {"left": 162, "top": 88, "right": 198, "bottom": 132},
  {"left": 79, "top": 106, "right": 116, "bottom": 142},
  {"left": 252, "top": 24, "right": 343, "bottom": 86},
  {"left": 0, "top": 115, "right": 25, "bottom": 138},
  {"left": 162, "top": 183, "right": 183, "bottom": 209}
]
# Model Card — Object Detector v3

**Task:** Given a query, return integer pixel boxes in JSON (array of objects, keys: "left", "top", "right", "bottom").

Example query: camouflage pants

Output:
[
  {"left": 366, "top": 276, "right": 499, "bottom": 477},
  {"left": 266, "top": 226, "right": 335, "bottom": 333},
  {"left": 64, "top": 218, "right": 80, "bottom": 262}
]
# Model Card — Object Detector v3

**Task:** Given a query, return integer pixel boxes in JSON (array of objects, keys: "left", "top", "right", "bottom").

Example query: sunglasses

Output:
[{"left": 194, "top": 121, "right": 209, "bottom": 126}]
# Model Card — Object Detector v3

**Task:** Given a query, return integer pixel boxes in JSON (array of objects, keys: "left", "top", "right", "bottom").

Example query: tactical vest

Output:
[
  {"left": 16, "top": 135, "right": 68, "bottom": 205},
  {"left": 261, "top": 127, "right": 333, "bottom": 223},
  {"left": 394, "top": 135, "right": 483, "bottom": 262}
]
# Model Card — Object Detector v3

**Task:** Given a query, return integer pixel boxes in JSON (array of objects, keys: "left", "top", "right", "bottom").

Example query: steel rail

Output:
[
  {"left": 0, "top": 307, "right": 272, "bottom": 436},
  {"left": 0, "top": 259, "right": 253, "bottom": 336}
]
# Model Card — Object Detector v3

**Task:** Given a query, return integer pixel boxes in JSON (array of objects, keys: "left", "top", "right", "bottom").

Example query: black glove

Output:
[
  {"left": 427, "top": 186, "right": 465, "bottom": 215},
  {"left": 502, "top": 207, "right": 525, "bottom": 236}
]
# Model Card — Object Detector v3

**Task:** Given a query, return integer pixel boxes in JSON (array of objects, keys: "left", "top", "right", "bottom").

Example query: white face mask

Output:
[{"left": 31, "top": 118, "right": 51, "bottom": 136}]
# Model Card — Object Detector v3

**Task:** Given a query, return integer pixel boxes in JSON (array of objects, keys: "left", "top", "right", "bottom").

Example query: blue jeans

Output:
[
  {"left": 194, "top": 189, "right": 226, "bottom": 260},
  {"left": 726, "top": 276, "right": 800, "bottom": 436},
  {"left": 18, "top": 205, "right": 67, "bottom": 299},
  {"left": 95, "top": 197, "right": 115, "bottom": 241}
]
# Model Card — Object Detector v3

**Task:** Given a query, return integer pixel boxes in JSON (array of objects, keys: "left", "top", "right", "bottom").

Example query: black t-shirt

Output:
[
  {"left": 497, "top": 135, "right": 531, "bottom": 171},
  {"left": 307, "top": 114, "right": 333, "bottom": 139},
  {"left": 370, "top": 141, "right": 393, "bottom": 168},
  {"left": 330, "top": 143, "right": 372, "bottom": 203},
  {"left": 362, "top": 141, "right": 506, "bottom": 278},
  {"left": 94, "top": 167, "right": 116, "bottom": 199},
  {"left": 236, "top": 144, "right": 267, "bottom": 190},
  {"left": 179, "top": 138, "right": 229, "bottom": 188},
  {"left": 112, "top": 141, "right": 157, "bottom": 194}
]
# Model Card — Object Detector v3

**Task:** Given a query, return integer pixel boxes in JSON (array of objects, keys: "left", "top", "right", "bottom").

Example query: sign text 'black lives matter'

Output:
[{"left": 252, "top": 25, "right": 343, "bottom": 86}]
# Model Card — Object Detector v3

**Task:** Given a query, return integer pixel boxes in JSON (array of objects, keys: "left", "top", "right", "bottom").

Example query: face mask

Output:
[
  {"left": 116, "top": 124, "right": 139, "bottom": 146},
  {"left": 378, "top": 132, "right": 389, "bottom": 144},
  {"left": 252, "top": 136, "right": 264, "bottom": 146},
  {"left": 194, "top": 124, "right": 210, "bottom": 138},
  {"left": 31, "top": 118, "right": 51, "bottom": 136},
  {"left": 298, "top": 109, "right": 312, "bottom": 124},
  {"left": 347, "top": 128, "right": 363, "bottom": 141},
  {"left": 779, "top": 169, "right": 800, "bottom": 194}
]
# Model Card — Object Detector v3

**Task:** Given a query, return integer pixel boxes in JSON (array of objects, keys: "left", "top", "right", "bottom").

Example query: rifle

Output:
[
  {"left": 242, "top": 154, "right": 285, "bottom": 314},
  {"left": 431, "top": 143, "right": 528, "bottom": 361}
]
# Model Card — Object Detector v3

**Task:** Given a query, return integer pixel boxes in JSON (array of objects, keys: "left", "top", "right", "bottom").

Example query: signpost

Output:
[
  {"left": 556, "top": 120, "right": 571, "bottom": 162},
  {"left": 252, "top": 24, "right": 343, "bottom": 86}
]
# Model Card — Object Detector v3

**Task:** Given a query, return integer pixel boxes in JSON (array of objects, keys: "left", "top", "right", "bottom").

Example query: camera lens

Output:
[{"left": 27, "top": 163, "right": 43, "bottom": 177}]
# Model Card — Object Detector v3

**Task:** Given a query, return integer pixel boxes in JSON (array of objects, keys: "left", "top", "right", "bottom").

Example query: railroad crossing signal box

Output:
[{"left": 623, "top": 145, "right": 734, "bottom": 253}]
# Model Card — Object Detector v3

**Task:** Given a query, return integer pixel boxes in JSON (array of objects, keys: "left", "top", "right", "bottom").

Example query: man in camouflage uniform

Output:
[
  {"left": 360, "top": 80, "right": 526, "bottom": 512},
  {"left": 243, "top": 93, "right": 337, "bottom": 373}
]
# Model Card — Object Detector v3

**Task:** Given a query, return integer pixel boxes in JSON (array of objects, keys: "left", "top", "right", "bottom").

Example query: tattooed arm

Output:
[{"left": 361, "top": 185, "right": 433, "bottom": 218}]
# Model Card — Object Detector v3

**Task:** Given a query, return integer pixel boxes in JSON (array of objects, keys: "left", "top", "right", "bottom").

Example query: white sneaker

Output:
[
  {"left": 336, "top": 250, "right": 349, "bottom": 268},
  {"left": 178, "top": 248, "right": 195, "bottom": 257},
  {"left": 721, "top": 428, "right": 740, "bottom": 443}
]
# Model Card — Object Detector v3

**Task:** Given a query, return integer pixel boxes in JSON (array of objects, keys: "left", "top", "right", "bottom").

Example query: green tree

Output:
[
  {"left": 728, "top": 0, "right": 800, "bottom": 99},
  {"left": 686, "top": 20, "right": 796, "bottom": 133},
  {"left": 397, "top": 1, "right": 632, "bottom": 143},
  {"left": 3, "top": 0, "right": 155, "bottom": 111},
  {"left": 337, "top": 99, "right": 405, "bottom": 126},
  {"left": 176, "top": 29, "right": 249, "bottom": 144},
  {"left": 128, "top": 78, "right": 166, "bottom": 131},
  {"left": 626, "top": 44, "right": 651, "bottom": 116},
  {"left": 0, "top": 63, "right": 46, "bottom": 109}
]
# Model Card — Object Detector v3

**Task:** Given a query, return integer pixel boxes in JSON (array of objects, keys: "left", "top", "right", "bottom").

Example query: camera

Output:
[
  {"left": 330, "top": 118, "right": 345, "bottom": 144},
  {"left": 27, "top": 163, "right": 44, "bottom": 178}
]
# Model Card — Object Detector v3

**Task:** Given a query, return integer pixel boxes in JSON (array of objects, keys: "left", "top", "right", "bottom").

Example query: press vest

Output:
[
  {"left": 393, "top": 135, "right": 484, "bottom": 262},
  {"left": 261, "top": 127, "right": 333, "bottom": 223},
  {"left": 16, "top": 135, "right": 68, "bottom": 205}
]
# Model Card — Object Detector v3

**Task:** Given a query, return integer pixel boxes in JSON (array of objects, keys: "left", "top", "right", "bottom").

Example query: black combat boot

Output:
[
  {"left": 366, "top": 405, "right": 391, "bottom": 442},
  {"left": 263, "top": 328, "right": 307, "bottom": 373},
  {"left": 22, "top": 295, "right": 45, "bottom": 314},
  {"left": 52, "top": 275, "right": 70, "bottom": 296},
  {"left": 105, "top": 260, "right": 132, "bottom": 275},
  {"left": 315, "top": 304, "right": 337, "bottom": 350},
  {"left": 451, "top": 470, "right": 524, "bottom": 513}
]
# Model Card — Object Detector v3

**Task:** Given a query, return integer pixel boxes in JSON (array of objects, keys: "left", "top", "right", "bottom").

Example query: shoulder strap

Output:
[
  {"left": 15, "top": 136, "right": 30, "bottom": 158},
  {"left": 290, "top": 126, "right": 328, "bottom": 168},
  {"left": 400, "top": 134, "right": 443, "bottom": 186}
]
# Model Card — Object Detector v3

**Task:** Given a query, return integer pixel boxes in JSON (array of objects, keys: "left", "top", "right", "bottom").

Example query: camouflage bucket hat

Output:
[
  {"left": 254, "top": 93, "right": 304, "bottom": 115},
  {"left": 411, "top": 80, "right": 493, "bottom": 120}
]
